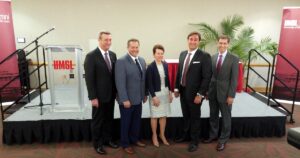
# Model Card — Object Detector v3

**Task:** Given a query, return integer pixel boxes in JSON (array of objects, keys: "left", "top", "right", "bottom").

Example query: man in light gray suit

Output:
[
  {"left": 115, "top": 38, "right": 148, "bottom": 154},
  {"left": 203, "top": 35, "right": 239, "bottom": 151}
]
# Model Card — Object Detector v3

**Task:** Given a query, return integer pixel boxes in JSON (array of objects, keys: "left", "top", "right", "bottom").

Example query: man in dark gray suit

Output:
[
  {"left": 115, "top": 39, "right": 148, "bottom": 154},
  {"left": 203, "top": 35, "right": 239, "bottom": 151}
]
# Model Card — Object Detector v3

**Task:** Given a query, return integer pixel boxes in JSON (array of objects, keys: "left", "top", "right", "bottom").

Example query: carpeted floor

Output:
[{"left": 0, "top": 104, "right": 299, "bottom": 158}]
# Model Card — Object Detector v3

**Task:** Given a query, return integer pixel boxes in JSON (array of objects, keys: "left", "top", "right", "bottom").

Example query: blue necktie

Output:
[{"left": 135, "top": 58, "right": 142, "bottom": 77}]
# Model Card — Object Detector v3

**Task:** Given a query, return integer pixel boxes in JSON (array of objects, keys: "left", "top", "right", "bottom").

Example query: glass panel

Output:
[{"left": 46, "top": 45, "right": 85, "bottom": 112}]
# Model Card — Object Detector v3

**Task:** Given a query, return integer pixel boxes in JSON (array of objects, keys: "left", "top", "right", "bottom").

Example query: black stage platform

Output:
[{"left": 3, "top": 90, "right": 286, "bottom": 145}]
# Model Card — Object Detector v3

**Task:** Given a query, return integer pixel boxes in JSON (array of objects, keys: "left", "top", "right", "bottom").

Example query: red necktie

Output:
[
  {"left": 181, "top": 53, "right": 191, "bottom": 87},
  {"left": 216, "top": 54, "right": 223, "bottom": 73}
]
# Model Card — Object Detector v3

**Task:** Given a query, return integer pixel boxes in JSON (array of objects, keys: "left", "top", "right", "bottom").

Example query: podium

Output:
[{"left": 46, "top": 45, "right": 85, "bottom": 112}]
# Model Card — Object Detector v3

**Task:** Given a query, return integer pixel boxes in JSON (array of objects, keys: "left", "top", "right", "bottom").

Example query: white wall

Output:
[
  {"left": 10, "top": 0, "right": 300, "bottom": 88},
  {"left": 11, "top": 0, "right": 300, "bottom": 62}
]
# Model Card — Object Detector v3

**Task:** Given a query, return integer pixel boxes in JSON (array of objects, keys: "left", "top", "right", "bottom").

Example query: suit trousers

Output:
[
  {"left": 180, "top": 86, "right": 202, "bottom": 144},
  {"left": 208, "top": 98, "right": 232, "bottom": 144},
  {"left": 91, "top": 99, "right": 115, "bottom": 149},
  {"left": 119, "top": 103, "right": 142, "bottom": 148}
]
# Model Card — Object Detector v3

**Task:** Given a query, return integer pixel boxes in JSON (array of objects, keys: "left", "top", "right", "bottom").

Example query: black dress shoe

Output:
[
  {"left": 188, "top": 143, "right": 198, "bottom": 152},
  {"left": 216, "top": 143, "right": 225, "bottom": 151},
  {"left": 108, "top": 141, "right": 119, "bottom": 149},
  {"left": 175, "top": 137, "right": 185, "bottom": 143},
  {"left": 202, "top": 138, "right": 218, "bottom": 144},
  {"left": 175, "top": 136, "right": 186, "bottom": 143},
  {"left": 95, "top": 146, "right": 107, "bottom": 155}
]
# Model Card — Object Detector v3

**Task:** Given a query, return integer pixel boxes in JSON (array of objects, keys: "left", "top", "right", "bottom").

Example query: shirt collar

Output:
[
  {"left": 128, "top": 53, "right": 138, "bottom": 61},
  {"left": 188, "top": 48, "right": 198, "bottom": 55},
  {"left": 98, "top": 46, "right": 108, "bottom": 56},
  {"left": 218, "top": 50, "right": 228, "bottom": 58}
]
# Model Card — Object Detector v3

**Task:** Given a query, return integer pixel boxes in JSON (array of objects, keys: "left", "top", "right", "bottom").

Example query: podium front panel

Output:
[{"left": 46, "top": 45, "right": 85, "bottom": 113}]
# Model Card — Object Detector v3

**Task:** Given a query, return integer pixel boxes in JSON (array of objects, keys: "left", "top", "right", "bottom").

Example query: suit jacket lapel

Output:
[
  {"left": 139, "top": 58, "right": 146, "bottom": 72},
  {"left": 108, "top": 51, "right": 114, "bottom": 63},
  {"left": 190, "top": 49, "right": 201, "bottom": 64},
  {"left": 187, "top": 49, "right": 201, "bottom": 73},
  {"left": 138, "top": 58, "right": 146, "bottom": 79},
  {"left": 126, "top": 54, "right": 135, "bottom": 64},
  {"left": 211, "top": 54, "right": 217, "bottom": 75},
  {"left": 180, "top": 51, "right": 188, "bottom": 72}
]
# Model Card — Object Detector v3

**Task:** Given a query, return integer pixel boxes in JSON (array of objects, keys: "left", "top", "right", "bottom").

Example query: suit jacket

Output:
[
  {"left": 115, "top": 54, "right": 147, "bottom": 105},
  {"left": 84, "top": 47, "right": 117, "bottom": 103},
  {"left": 146, "top": 61, "right": 170, "bottom": 97},
  {"left": 208, "top": 52, "right": 239, "bottom": 103},
  {"left": 175, "top": 49, "right": 212, "bottom": 101}
]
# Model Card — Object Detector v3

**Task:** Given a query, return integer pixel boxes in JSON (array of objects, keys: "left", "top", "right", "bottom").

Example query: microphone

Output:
[
  {"left": 24, "top": 26, "right": 57, "bottom": 49},
  {"left": 35, "top": 26, "right": 56, "bottom": 40},
  {"left": 49, "top": 26, "right": 55, "bottom": 32}
]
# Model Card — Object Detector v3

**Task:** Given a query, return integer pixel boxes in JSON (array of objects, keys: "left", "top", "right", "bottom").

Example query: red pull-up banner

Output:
[
  {"left": 0, "top": 0, "right": 20, "bottom": 101},
  {"left": 273, "top": 7, "right": 300, "bottom": 101}
]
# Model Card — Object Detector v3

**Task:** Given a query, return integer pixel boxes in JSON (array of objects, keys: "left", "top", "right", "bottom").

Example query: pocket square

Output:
[{"left": 193, "top": 61, "right": 200, "bottom": 64}]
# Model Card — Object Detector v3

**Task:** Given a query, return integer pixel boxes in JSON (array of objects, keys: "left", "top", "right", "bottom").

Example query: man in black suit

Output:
[
  {"left": 174, "top": 31, "right": 212, "bottom": 152},
  {"left": 84, "top": 31, "right": 119, "bottom": 155}
]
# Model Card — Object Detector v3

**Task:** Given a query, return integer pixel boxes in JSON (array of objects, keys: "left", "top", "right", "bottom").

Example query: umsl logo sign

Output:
[
  {"left": 0, "top": 14, "right": 10, "bottom": 23},
  {"left": 284, "top": 20, "right": 300, "bottom": 29},
  {"left": 53, "top": 60, "right": 74, "bottom": 70}
]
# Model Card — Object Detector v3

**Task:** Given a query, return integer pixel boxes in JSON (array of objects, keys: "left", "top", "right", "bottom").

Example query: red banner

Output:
[
  {"left": 0, "top": 0, "right": 20, "bottom": 101},
  {"left": 273, "top": 7, "right": 300, "bottom": 101}
]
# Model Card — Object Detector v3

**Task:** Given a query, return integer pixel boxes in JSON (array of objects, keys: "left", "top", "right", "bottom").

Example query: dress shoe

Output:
[
  {"left": 216, "top": 143, "right": 226, "bottom": 151},
  {"left": 135, "top": 141, "right": 146, "bottom": 147},
  {"left": 202, "top": 137, "right": 218, "bottom": 144},
  {"left": 174, "top": 136, "right": 185, "bottom": 143},
  {"left": 123, "top": 147, "right": 135, "bottom": 154},
  {"left": 188, "top": 143, "right": 198, "bottom": 152},
  {"left": 95, "top": 146, "right": 107, "bottom": 155},
  {"left": 108, "top": 141, "right": 119, "bottom": 149}
]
